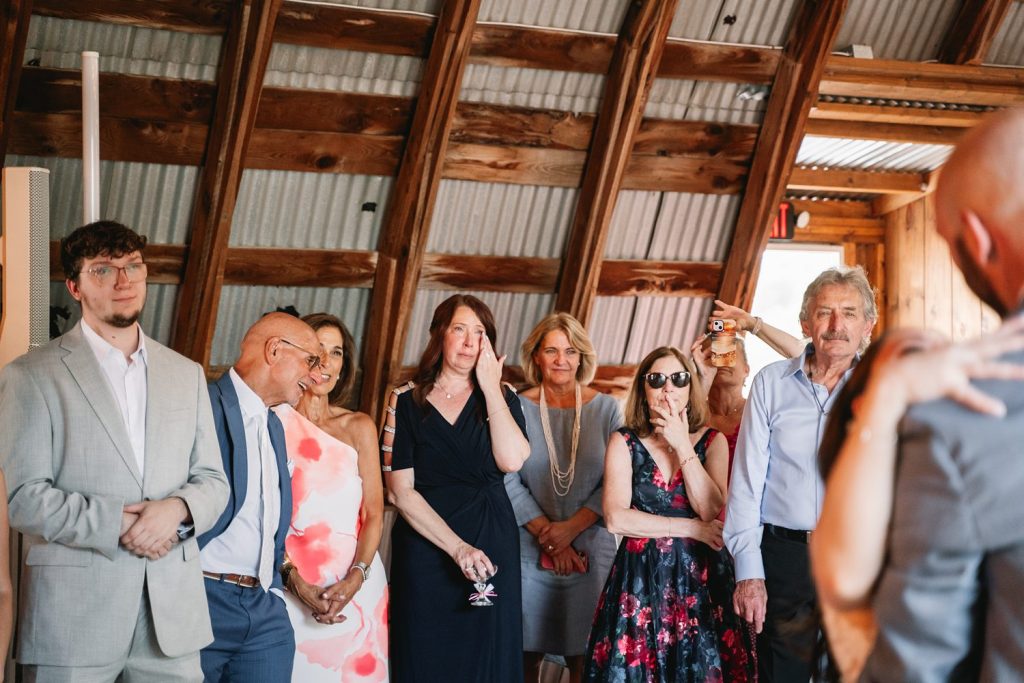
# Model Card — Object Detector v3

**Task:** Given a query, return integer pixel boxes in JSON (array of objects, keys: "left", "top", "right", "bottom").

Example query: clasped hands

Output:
[
  {"left": 119, "top": 497, "right": 188, "bottom": 560},
  {"left": 290, "top": 569, "right": 363, "bottom": 626},
  {"left": 530, "top": 519, "right": 586, "bottom": 575}
]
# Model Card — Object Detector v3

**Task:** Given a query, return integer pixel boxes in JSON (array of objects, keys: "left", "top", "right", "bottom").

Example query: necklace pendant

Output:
[{"left": 445, "top": 392, "right": 452, "bottom": 399}]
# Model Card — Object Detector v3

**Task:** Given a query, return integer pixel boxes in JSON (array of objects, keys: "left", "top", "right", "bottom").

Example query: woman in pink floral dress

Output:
[{"left": 274, "top": 313, "right": 388, "bottom": 682}]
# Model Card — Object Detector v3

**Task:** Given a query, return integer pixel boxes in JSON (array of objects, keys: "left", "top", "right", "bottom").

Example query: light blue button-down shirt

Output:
[{"left": 724, "top": 344, "right": 858, "bottom": 582}]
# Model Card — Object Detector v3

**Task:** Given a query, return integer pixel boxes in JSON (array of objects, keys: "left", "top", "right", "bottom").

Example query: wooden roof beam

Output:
[
  {"left": 939, "top": 0, "right": 1013, "bottom": 66},
  {"left": 810, "top": 100, "right": 985, "bottom": 128},
  {"left": 31, "top": 0, "right": 229, "bottom": 34},
  {"left": 554, "top": 0, "right": 680, "bottom": 325},
  {"left": 871, "top": 169, "right": 941, "bottom": 215},
  {"left": 804, "top": 117, "right": 964, "bottom": 145},
  {"left": 170, "top": 0, "right": 282, "bottom": 365},
  {"left": 820, "top": 55, "right": 1024, "bottom": 107},
  {"left": 788, "top": 166, "right": 929, "bottom": 195},
  {"left": 718, "top": 0, "right": 850, "bottom": 311},
  {"left": 0, "top": 0, "right": 32, "bottom": 165},
  {"left": 357, "top": 0, "right": 481, "bottom": 419}
]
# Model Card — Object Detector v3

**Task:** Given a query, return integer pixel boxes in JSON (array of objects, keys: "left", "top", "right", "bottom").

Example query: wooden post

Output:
[
  {"left": 358, "top": 0, "right": 481, "bottom": 419},
  {"left": 554, "top": 0, "right": 679, "bottom": 325},
  {"left": 171, "top": 0, "right": 283, "bottom": 365},
  {"left": 0, "top": 0, "right": 32, "bottom": 165},
  {"left": 717, "top": 0, "right": 850, "bottom": 310},
  {"left": 939, "top": 0, "right": 1013, "bottom": 66}
]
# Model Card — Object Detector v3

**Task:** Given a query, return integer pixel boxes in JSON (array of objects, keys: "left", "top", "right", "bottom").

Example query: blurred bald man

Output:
[
  {"left": 198, "top": 313, "right": 324, "bottom": 682},
  {"left": 864, "top": 108, "right": 1024, "bottom": 681}
]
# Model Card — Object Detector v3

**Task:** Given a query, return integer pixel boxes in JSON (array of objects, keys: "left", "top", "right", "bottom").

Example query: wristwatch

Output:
[
  {"left": 350, "top": 561, "right": 370, "bottom": 582},
  {"left": 280, "top": 558, "right": 295, "bottom": 588}
]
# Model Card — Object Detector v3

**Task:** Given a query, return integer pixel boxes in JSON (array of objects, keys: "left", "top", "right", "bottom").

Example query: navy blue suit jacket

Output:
[{"left": 198, "top": 372, "right": 292, "bottom": 591}]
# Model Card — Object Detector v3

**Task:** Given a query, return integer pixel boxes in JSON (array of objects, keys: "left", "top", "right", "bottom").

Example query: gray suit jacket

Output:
[
  {"left": 863, "top": 346, "right": 1024, "bottom": 682},
  {"left": 0, "top": 323, "right": 229, "bottom": 666}
]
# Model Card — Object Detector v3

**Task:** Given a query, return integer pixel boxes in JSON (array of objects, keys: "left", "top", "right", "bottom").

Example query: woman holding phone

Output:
[{"left": 504, "top": 313, "right": 622, "bottom": 683}]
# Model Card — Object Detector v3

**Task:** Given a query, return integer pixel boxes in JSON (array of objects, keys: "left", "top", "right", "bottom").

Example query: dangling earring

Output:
[{"left": 685, "top": 404, "right": 692, "bottom": 419}]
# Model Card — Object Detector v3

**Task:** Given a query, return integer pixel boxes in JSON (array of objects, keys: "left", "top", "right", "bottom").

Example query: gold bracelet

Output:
[
  {"left": 487, "top": 404, "right": 510, "bottom": 421},
  {"left": 680, "top": 455, "right": 699, "bottom": 469}
]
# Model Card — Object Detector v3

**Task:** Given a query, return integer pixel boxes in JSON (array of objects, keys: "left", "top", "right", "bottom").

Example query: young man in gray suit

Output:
[
  {"left": 0, "top": 221, "right": 229, "bottom": 681},
  {"left": 862, "top": 108, "right": 1024, "bottom": 680}
]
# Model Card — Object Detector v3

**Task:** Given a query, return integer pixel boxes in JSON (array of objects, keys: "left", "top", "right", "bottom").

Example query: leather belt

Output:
[
  {"left": 764, "top": 523, "right": 810, "bottom": 544},
  {"left": 203, "top": 571, "right": 261, "bottom": 588}
]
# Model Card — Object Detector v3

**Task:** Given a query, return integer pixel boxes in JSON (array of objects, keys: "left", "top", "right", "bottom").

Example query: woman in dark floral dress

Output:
[{"left": 585, "top": 346, "right": 754, "bottom": 682}]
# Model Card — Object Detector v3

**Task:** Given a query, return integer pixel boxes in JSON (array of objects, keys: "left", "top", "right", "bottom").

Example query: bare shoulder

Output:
[{"left": 335, "top": 409, "right": 378, "bottom": 438}]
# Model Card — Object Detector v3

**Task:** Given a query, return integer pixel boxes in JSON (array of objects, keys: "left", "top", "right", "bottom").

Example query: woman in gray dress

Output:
[{"left": 506, "top": 313, "right": 623, "bottom": 683}]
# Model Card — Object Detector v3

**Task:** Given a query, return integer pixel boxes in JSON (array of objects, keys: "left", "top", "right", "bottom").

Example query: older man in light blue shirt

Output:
[{"left": 725, "top": 266, "right": 876, "bottom": 682}]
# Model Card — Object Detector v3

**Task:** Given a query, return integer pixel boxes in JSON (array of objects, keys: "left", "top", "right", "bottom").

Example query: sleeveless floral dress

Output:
[{"left": 584, "top": 428, "right": 754, "bottom": 682}]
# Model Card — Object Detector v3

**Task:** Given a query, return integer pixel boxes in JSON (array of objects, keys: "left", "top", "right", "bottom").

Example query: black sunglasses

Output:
[{"left": 644, "top": 371, "right": 691, "bottom": 389}]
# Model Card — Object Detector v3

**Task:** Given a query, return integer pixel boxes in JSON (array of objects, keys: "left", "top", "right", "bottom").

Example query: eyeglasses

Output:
[
  {"left": 279, "top": 338, "right": 324, "bottom": 371},
  {"left": 644, "top": 371, "right": 691, "bottom": 389},
  {"left": 84, "top": 262, "right": 148, "bottom": 286}
]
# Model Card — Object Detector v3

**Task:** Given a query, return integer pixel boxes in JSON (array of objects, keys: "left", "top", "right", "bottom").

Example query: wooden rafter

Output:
[
  {"left": 32, "top": 0, "right": 229, "bottom": 33},
  {"left": 939, "top": 0, "right": 1013, "bottom": 66},
  {"left": 810, "top": 100, "right": 985, "bottom": 128},
  {"left": 804, "top": 118, "right": 965, "bottom": 145},
  {"left": 0, "top": 0, "right": 32, "bottom": 165},
  {"left": 357, "top": 0, "right": 481, "bottom": 420},
  {"left": 788, "top": 167, "right": 928, "bottom": 195},
  {"left": 820, "top": 55, "right": 1024, "bottom": 107},
  {"left": 717, "top": 0, "right": 849, "bottom": 311},
  {"left": 170, "top": 0, "right": 282, "bottom": 365},
  {"left": 554, "top": 0, "right": 679, "bottom": 325}
]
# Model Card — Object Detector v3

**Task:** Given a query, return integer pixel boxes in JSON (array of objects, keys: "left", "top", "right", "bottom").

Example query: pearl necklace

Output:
[{"left": 540, "top": 383, "right": 582, "bottom": 498}]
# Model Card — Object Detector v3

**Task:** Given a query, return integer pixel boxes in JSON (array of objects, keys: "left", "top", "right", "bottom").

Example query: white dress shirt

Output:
[
  {"left": 200, "top": 368, "right": 280, "bottom": 588},
  {"left": 724, "top": 344, "right": 858, "bottom": 582},
  {"left": 81, "top": 319, "right": 147, "bottom": 476}
]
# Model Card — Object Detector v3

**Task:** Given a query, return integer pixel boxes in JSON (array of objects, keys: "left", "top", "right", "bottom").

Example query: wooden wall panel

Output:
[{"left": 884, "top": 194, "right": 997, "bottom": 338}]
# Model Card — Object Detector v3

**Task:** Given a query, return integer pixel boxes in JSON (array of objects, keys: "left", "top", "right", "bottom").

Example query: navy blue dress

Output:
[{"left": 389, "top": 387, "right": 526, "bottom": 682}]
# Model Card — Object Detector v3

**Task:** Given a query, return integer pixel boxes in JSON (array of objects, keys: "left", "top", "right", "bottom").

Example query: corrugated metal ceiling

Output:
[
  {"left": 669, "top": 0, "right": 798, "bottom": 46},
  {"left": 210, "top": 285, "right": 372, "bottom": 366},
  {"left": 265, "top": 44, "right": 424, "bottom": 95},
  {"left": 986, "top": 1, "right": 1024, "bottom": 67},
  {"left": 26, "top": 15, "right": 221, "bottom": 80},
  {"left": 834, "top": 0, "right": 960, "bottom": 61},
  {"left": 7, "top": 154, "right": 198, "bottom": 243},
  {"left": 460, "top": 64, "right": 605, "bottom": 112},
  {"left": 308, "top": 0, "right": 440, "bottom": 13},
  {"left": 797, "top": 136, "right": 953, "bottom": 173},
  {"left": 479, "top": 0, "right": 626, "bottom": 33},
  {"left": 231, "top": 170, "right": 390, "bottom": 250},
  {"left": 589, "top": 296, "right": 713, "bottom": 365},
  {"left": 428, "top": 180, "right": 576, "bottom": 257},
  {"left": 645, "top": 78, "right": 768, "bottom": 124},
  {"left": 603, "top": 191, "right": 738, "bottom": 261}
]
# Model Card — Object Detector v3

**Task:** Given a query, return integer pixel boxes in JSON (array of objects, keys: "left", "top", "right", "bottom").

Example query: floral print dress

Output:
[{"left": 584, "top": 428, "right": 754, "bottom": 683}]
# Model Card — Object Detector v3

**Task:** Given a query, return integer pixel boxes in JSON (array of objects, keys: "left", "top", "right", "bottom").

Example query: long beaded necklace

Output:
[{"left": 540, "top": 383, "right": 582, "bottom": 497}]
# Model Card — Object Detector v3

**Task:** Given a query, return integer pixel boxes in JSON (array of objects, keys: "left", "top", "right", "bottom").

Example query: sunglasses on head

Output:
[{"left": 644, "top": 371, "right": 691, "bottom": 389}]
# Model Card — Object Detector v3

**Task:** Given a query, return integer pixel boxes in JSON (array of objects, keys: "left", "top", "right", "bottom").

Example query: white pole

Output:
[{"left": 81, "top": 51, "right": 100, "bottom": 223}]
